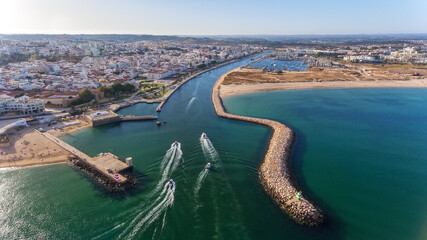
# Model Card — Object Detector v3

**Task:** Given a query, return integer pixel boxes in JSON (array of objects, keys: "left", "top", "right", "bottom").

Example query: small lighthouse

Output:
[{"left": 114, "top": 170, "right": 119, "bottom": 182}]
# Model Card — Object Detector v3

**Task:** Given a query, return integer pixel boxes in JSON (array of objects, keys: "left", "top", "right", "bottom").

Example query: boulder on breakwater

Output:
[{"left": 68, "top": 156, "right": 136, "bottom": 191}]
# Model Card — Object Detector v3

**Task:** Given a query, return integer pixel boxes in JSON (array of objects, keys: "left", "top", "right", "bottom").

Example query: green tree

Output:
[
  {"left": 112, "top": 83, "right": 125, "bottom": 97},
  {"left": 123, "top": 83, "right": 136, "bottom": 93},
  {"left": 78, "top": 89, "right": 95, "bottom": 103}
]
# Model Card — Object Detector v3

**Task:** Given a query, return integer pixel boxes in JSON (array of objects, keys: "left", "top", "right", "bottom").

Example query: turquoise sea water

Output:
[
  {"left": 225, "top": 88, "right": 427, "bottom": 240},
  {"left": 0, "top": 55, "right": 426, "bottom": 239}
]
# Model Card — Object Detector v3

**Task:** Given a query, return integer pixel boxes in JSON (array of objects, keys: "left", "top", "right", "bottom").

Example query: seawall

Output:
[{"left": 212, "top": 68, "right": 324, "bottom": 227}]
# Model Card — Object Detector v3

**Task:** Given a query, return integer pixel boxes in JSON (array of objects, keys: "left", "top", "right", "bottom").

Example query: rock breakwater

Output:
[
  {"left": 212, "top": 68, "right": 324, "bottom": 227},
  {"left": 68, "top": 156, "right": 136, "bottom": 191}
]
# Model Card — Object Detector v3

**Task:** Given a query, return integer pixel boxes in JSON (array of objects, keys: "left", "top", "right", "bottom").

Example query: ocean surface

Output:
[{"left": 0, "top": 55, "right": 426, "bottom": 239}]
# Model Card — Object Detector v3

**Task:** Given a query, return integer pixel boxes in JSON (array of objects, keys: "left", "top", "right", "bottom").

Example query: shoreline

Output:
[
  {"left": 220, "top": 78, "right": 427, "bottom": 98},
  {"left": 0, "top": 156, "right": 69, "bottom": 169},
  {"left": 0, "top": 128, "right": 72, "bottom": 169},
  {"left": 156, "top": 52, "right": 262, "bottom": 112},
  {"left": 0, "top": 54, "right": 263, "bottom": 169},
  {"left": 212, "top": 68, "right": 324, "bottom": 227}
]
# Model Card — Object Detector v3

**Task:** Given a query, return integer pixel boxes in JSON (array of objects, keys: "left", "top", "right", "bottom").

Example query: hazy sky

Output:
[{"left": 1, "top": 0, "right": 426, "bottom": 35}]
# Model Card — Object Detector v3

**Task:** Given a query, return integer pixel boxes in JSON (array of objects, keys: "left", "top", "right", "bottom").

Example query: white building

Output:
[{"left": 0, "top": 96, "right": 45, "bottom": 115}]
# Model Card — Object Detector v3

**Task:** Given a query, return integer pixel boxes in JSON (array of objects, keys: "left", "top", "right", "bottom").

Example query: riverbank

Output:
[
  {"left": 212, "top": 68, "right": 324, "bottom": 227},
  {"left": 156, "top": 53, "right": 261, "bottom": 112}
]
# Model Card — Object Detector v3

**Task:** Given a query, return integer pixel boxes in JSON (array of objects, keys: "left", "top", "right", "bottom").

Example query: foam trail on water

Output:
[
  {"left": 152, "top": 142, "right": 181, "bottom": 195},
  {"left": 192, "top": 80, "right": 200, "bottom": 96},
  {"left": 119, "top": 183, "right": 175, "bottom": 240},
  {"left": 200, "top": 135, "right": 219, "bottom": 163},
  {"left": 193, "top": 168, "right": 209, "bottom": 224},
  {"left": 171, "top": 146, "right": 182, "bottom": 173},
  {"left": 118, "top": 142, "right": 181, "bottom": 239},
  {"left": 194, "top": 169, "right": 208, "bottom": 199},
  {"left": 151, "top": 227, "right": 158, "bottom": 240},
  {"left": 125, "top": 185, "right": 175, "bottom": 239},
  {"left": 160, "top": 147, "right": 173, "bottom": 170},
  {"left": 161, "top": 210, "right": 168, "bottom": 230},
  {"left": 91, "top": 222, "right": 125, "bottom": 240},
  {"left": 185, "top": 97, "right": 196, "bottom": 112},
  {"left": 118, "top": 184, "right": 168, "bottom": 239}
]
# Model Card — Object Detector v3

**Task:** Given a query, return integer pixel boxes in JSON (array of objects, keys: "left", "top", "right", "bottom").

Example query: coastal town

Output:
[
  {"left": 0, "top": 36, "right": 262, "bottom": 108},
  {"left": 1, "top": 0, "right": 427, "bottom": 238},
  {"left": 0, "top": 35, "right": 264, "bottom": 182},
  {"left": 1, "top": 34, "right": 427, "bottom": 171},
  {"left": 1, "top": 33, "right": 427, "bottom": 231},
  {"left": 1, "top": 36, "right": 426, "bottom": 108}
]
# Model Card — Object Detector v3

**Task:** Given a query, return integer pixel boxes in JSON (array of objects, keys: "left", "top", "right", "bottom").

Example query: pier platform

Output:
[
  {"left": 110, "top": 99, "right": 161, "bottom": 112},
  {"left": 84, "top": 111, "right": 157, "bottom": 127},
  {"left": 40, "top": 131, "right": 131, "bottom": 183},
  {"left": 120, "top": 115, "right": 157, "bottom": 121}
]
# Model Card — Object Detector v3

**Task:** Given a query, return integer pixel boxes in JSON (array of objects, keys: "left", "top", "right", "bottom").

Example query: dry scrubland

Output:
[
  {"left": 220, "top": 64, "right": 427, "bottom": 97},
  {"left": 223, "top": 64, "right": 427, "bottom": 84}
]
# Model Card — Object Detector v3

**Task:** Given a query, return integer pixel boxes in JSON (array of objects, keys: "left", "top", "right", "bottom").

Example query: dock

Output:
[
  {"left": 120, "top": 115, "right": 157, "bottom": 121},
  {"left": 84, "top": 111, "right": 157, "bottom": 127},
  {"left": 110, "top": 99, "right": 161, "bottom": 112},
  {"left": 39, "top": 131, "right": 131, "bottom": 184}
]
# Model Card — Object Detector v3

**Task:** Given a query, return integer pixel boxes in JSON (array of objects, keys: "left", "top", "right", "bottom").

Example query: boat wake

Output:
[
  {"left": 92, "top": 222, "right": 125, "bottom": 240},
  {"left": 152, "top": 142, "right": 181, "bottom": 196},
  {"left": 117, "top": 142, "right": 181, "bottom": 239},
  {"left": 194, "top": 169, "right": 208, "bottom": 200},
  {"left": 200, "top": 133, "right": 219, "bottom": 163},
  {"left": 185, "top": 96, "right": 196, "bottom": 112},
  {"left": 199, "top": 133, "right": 249, "bottom": 238},
  {"left": 119, "top": 183, "right": 175, "bottom": 240}
]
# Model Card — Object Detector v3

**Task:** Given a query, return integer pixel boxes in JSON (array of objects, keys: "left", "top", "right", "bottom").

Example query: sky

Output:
[{"left": 0, "top": 0, "right": 426, "bottom": 35}]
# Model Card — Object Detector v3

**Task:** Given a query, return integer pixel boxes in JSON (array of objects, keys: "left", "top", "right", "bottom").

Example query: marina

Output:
[{"left": 244, "top": 59, "right": 308, "bottom": 71}]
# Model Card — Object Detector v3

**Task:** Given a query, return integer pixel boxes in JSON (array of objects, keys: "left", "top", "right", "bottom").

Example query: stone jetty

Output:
[
  {"left": 39, "top": 131, "right": 132, "bottom": 186},
  {"left": 212, "top": 68, "right": 324, "bottom": 227}
]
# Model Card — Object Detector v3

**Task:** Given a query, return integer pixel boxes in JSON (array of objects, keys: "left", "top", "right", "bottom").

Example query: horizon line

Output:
[{"left": 1, "top": 32, "right": 427, "bottom": 37}]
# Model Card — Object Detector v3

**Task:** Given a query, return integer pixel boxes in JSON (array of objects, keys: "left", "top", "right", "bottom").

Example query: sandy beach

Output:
[
  {"left": 0, "top": 128, "right": 73, "bottom": 168},
  {"left": 220, "top": 78, "right": 427, "bottom": 97},
  {"left": 47, "top": 119, "right": 90, "bottom": 138}
]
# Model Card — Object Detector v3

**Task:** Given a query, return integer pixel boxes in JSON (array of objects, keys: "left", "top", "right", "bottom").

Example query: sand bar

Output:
[{"left": 220, "top": 78, "right": 427, "bottom": 97}]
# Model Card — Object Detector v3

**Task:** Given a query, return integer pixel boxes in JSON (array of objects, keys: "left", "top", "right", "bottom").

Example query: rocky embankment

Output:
[
  {"left": 212, "top": 68, "right": 324, "bottom": 227},
  {"left": 68, "top": 156, "right": 136, "bottom": 191}
]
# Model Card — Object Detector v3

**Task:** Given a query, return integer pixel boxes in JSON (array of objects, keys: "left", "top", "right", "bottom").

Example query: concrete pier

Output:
[
  {"left": 40, "top": 131, "right": 131, "bottom": 184},
  {"left": 120, "top": 115, "right": 158, "bottom": 122},
  {"left": 110, "top": 99, "right": 161, "bottom": 112},
  {"left": 85, "top": 111, "right": 157, "bottom": 127},
  {"left": 212, "top": 68, "right": 324, "bottom": 227}
]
